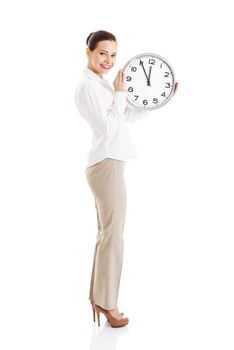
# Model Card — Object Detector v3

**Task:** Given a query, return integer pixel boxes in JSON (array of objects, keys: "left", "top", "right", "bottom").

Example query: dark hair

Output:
[{"left": 86, "top": 30, "right": 117, "bottom": 51}]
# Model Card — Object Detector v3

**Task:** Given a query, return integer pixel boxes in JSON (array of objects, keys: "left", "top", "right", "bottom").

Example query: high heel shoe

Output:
[
  {"left": 94, "top": 304, "right": 129, "bottom": 328},
  {"left": 90, "top": 300, "right": 96, "bottom": 322},
  {"left": 90, "top": 300, "right": 124, "bottom": 322}
]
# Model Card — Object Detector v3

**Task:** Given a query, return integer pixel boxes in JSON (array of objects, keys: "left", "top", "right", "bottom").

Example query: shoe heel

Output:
[
  {"left": 96, "top": 309, "right": 100, "bottom": 327},
  {"left": 90, "top": 301, "right": 96, "bottom": 323},
  {"left": 92, "top": 305, "right": 95, "bottom": 322}
]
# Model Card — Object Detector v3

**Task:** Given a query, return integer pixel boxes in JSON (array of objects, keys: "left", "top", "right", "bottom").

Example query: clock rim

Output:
[{"left": 123, "top": 52, "right": 176, "bottom": 110}]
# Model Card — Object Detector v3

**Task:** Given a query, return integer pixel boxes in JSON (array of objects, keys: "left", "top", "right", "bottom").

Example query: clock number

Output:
[
  {"left": 149, "top": 59, "right": 155, "bottom": 65},
  {"left": 131, "top": 66, "right": 137, "bottom": 72},
  {"left": 165, "top": 83, "right": 171, "bottom": 88},
  {"left": 143, "top": 99, "right": 148, "bottom": 105},
  {"left": 164, "top": 72, "right": 170, "bottom": 77},
  {"left": 134, "top": 95, "right": 139, "bottom": 101},
  {"left": 128, "top": 87, "right": 133, "bottom": 92},
  {"left": 153, "top": 98, "right": 158, "bottom": 104},
  {"left": 126, "top": 76, "right": 132, "bottom": 82},
  {"left": 161, "top": 92, "right": 166, "bottom": 97}
]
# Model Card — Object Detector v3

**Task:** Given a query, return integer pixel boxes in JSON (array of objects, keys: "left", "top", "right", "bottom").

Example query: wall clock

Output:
[{"left": 123, "top": 53, "right": 175, "bottom": 109}]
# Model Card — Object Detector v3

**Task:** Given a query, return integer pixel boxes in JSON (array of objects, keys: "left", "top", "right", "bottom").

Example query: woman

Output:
[{"left": 74, "top": 30, "right": 178, "bottom": 328}]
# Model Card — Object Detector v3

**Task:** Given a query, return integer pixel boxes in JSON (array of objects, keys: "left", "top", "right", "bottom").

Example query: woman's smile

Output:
[{"left": 100, "top": 63, "right": 111, "bottom": 70}]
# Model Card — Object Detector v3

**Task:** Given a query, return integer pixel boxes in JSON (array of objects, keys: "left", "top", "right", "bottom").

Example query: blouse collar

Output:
[
  {"left": 84, "top": 67, "right": 104, "bottom": 82},
  {"left": 83, "top": 67, "right": 114, "bottom": 93}
]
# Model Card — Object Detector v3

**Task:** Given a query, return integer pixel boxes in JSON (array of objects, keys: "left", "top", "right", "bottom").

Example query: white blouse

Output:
[{"left": 74, "top": 67, "right": 153, "bottom": 167}]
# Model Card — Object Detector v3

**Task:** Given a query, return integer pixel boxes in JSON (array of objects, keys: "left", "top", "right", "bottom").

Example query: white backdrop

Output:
[{"left": 0, "top": 0, "right": 234, "bottom": 349}]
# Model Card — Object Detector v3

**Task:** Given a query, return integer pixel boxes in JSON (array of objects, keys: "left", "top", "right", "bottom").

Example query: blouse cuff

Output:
[{"left": 114, "top": 91, "right": 126, "bottom": 106}]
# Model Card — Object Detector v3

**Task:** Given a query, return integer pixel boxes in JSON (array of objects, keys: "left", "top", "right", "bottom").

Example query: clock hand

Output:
[
  {"left": 139, "top": 60, "right": 150, "bottom": 85},
  {"left": 147, "top": 66, "right": 152, "bottom": 86}
]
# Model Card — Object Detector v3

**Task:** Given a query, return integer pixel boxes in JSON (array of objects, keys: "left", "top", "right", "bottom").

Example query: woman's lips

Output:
[{"left": 101, "top": 64, "right": 111, "bottom": 70}]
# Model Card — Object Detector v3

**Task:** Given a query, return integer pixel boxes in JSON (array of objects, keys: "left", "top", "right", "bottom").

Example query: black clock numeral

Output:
[
  {"left": 134, "top": 95, "right": 139, "bottom": 101},
  {"left": 153, "top": 98, "right": 158, "bottom": 104},
  {"left": 131, "top": 66, "right": 137, "bottom": 72},
  {"left": 126, "top": 76, "right": 132, "bottom": 82},
  {"left": 161, "top": 92, "right": 166, "bottom": 97},
  {"left": 143, "top": 99, "right": 148, "bottom": 105},
  {"left": 164, "top": 72, "right": 170, "bottom": 77},
  {"left": 165, "top": 82, "right": 171, "bottom": 88},
  {"left": 149, "top": 59, "right": 155, "bottom": 65},
  {"left": 128, "top": 87, "right": 133, "bottom": 92}
]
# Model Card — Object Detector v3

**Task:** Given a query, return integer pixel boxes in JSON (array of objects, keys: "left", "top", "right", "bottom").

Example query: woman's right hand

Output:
[{"left": 113, "top": 69, "right": 125, "bottom": 92}]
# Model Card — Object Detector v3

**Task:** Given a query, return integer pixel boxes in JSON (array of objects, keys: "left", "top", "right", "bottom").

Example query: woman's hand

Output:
[
  {"left": 173, "top": 81, "right": 179, "bottom": 95},
  {"left": 113, "top": 69, "right": 125, "bottom": 92}
]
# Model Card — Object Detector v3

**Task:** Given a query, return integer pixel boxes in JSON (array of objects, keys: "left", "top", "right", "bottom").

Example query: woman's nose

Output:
[{"left": 105, "top": 56, "right": 111, "bottom": 63}]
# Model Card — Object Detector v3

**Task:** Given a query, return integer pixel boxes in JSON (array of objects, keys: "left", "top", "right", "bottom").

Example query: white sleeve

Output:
[
  {"left": 124, "top": 105, "right": 155, "bottom": 123},
  {"left": 74, "top": 83, "right": 127, "bottom": 136}
]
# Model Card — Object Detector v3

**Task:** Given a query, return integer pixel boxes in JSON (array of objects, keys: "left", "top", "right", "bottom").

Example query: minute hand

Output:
[{"left": 139, "top": 60, "right": 151, "bottom": 86}]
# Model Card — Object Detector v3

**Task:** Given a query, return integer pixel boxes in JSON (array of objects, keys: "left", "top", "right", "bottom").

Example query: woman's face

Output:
[{"left": 86, "top": 40, "right": 117, "bottom": 77}]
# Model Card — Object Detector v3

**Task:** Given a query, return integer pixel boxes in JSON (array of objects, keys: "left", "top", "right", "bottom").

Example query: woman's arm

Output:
[
  {"left": 124, "top": 105, "right": 154, "bottom": 123},
  {"left": 74, "top": 82, "right": 127, "bottom": 137}
]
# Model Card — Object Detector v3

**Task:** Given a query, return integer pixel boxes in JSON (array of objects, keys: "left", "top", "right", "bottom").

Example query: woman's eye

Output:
[{"left": 100, "top": 52, "right": 106, "bottom": 56}]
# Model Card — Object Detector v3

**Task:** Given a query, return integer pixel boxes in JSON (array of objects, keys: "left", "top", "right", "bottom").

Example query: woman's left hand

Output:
[{"left": 173, "top": 81, "right": 179, "bottom": 95}]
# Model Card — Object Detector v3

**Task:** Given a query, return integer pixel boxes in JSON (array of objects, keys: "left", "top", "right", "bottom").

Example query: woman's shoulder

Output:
[
  {"left": 75, "top": 75, "right": 99, "bottom": 94},
  {"left": 74, "top": 78, "right": 101, "bottom": 106}
]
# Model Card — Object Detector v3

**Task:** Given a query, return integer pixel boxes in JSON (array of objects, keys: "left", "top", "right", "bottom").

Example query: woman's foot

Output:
[
  {"left": 94, "top": 304, "right": 129, "bottom": 328},
  {"left": 109, "top": 307, "right": 123, "bottom": 319},
  {"left": 90, "top": 300, "right": 124, "bottom": 318}
]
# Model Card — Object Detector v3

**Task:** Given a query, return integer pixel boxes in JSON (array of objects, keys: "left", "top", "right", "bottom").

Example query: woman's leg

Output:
[
  {"left": 88, "top": 199, "right": 101, "bottom": 302},
  {"left": 86, "top": 158, "right": 127, "bottom": 310}
]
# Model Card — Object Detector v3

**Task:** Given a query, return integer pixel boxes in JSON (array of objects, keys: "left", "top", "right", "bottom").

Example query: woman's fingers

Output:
[
  {"left": 113, "top": 69, "right": 125, "bottom": 92},
  {"left": 174, "top": 81, "right": 179, "bottom": 95},
  {"left": 120, "top": 69, "right": 124, "bottom": 82}
]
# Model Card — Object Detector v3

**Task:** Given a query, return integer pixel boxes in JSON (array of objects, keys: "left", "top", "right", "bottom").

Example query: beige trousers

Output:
[{"left": 85, "top": 158, "right": 127, "bottom": 310}]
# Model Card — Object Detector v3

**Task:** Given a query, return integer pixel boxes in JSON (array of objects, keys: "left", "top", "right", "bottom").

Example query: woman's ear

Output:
[{"left": 86, "top": 47, "right": 91, "bottom": 58}]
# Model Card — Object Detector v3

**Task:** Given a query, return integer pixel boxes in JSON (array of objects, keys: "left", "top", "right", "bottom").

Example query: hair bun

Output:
[
  {"left": 86, "top": 32, "right": 94, "bottom": 46},
  {"left": 85, "top": 30, "right": 116, "bottom": 51}
]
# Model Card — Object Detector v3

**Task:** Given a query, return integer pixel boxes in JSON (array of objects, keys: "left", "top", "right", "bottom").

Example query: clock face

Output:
[{"left": 123, "top": 53, "right": 175, "bottom": 109}]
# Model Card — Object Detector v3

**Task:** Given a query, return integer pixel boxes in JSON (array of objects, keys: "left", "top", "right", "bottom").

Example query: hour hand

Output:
[{"left": 148, "top": 66, "right": 152, "bottom": 86}]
